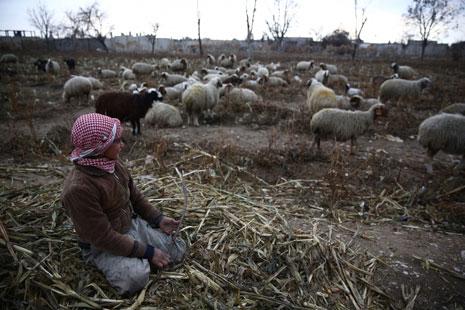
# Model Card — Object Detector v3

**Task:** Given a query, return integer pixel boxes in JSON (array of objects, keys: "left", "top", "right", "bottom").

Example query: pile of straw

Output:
[{"left": 0, "top": 145, "right": 399, "bottom": 309}]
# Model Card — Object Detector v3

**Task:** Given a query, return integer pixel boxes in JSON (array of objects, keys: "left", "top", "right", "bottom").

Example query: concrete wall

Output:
[{"left": 0, "top": 35, "right": 462, "bottom": 60}]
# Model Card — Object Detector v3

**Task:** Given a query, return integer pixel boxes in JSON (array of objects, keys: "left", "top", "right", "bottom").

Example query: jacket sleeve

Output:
[
  {"left": 126, "top": 168, "right": 163, "bottom": 227},
  {"left": 62, "top": 184, "right": 147, "bottom": 258}
]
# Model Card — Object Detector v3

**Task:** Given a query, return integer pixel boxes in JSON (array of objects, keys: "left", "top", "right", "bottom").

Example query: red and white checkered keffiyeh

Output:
[{"left": 70, "top": 113, "right": 122, "bottom": 173}]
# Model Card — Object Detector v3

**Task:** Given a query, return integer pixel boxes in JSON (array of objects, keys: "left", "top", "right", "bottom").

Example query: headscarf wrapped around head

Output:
[{"left": 70, "top": 113, "right": 122, "bottom": 173}]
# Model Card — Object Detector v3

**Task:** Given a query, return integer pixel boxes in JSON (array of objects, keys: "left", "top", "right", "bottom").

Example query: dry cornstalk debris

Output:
[{"left": 0, "top": 147, "right": 427, "bottom": 309}]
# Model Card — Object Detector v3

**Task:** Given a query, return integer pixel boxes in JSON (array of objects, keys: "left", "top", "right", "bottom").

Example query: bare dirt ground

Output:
[{"left": 1, "top": 52, "right": 465, "bottom": 309}]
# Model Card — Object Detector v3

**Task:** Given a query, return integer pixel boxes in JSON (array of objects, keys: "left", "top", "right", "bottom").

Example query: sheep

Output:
[
  {"left": 62, "top": 76, "right": 93, "bottom": 104},
  {"left": 256, "top": 66, "right": 270, "bottom": 78},
  {"left": 314, "top": 69, "right": 329, "bottom": 84},
  {"left": 144, "top": 102, "right": 183, "bottom": 127},
  {"left": 221, "top": 73, "right": 243, "bottom": 86},
  {"left": 46, "top": 59, "right": 60, "bottom": 75},
  {"left": 379, "top": 77, "right": 432, "bottom": 104},
  {"left": 0, "top": 53, "right": 18, "bottom": 64},
  {"left": 120, "top": 66, "right": 136, "bottom": 80},
  {"left": 310, "top": 103, "right": 387, "bottom": 154},
  {"left": 239, "top": 58, "right": 251, "bottom": 68},
  {"left": 440, "top": 103, "right": 465, "bottom": 115},
  {"left": 97, "top": 67, "right": 117, "bottom": 78},
  {"left": 223, "top": 84, "right": 260, "bottom": 105},
  {"left": 206, "top": 54, "right": 216, "bottom": 66},
  {"left": 346, "top": 84, "right": 364, "bottom": 97},
  {"left": 158, "top": 82, "right": 190, "bottom": 102},
  {"left": 182, "top": 77, "right": 223, "bottom": 126},
  {"left": 271, "top": 69, "right": 291, "bottom": 83},
  {"left": 131, "top": 62, "right": 156, "bottom": 76},
  {"left": 85, "top": 76, "right": 104, "bottom": 90},
  {"left": 306, "top": 78, "right": 338, "bottom": 114},
  {"left": 160, "top": 72, "right": 188, "bottom": 86},
  {"left": 158, "top": 58, "right": 171, "bottom": 70},
  {"left": 219, "top": 54, "right": 236, "bottom": 68},
  {"left": 320, "top": 63, "right": 337, "bottom": 74},
  {"left": 170, "top": 58, "right": 187, "bottom": 72},
  {"left": 95, "top": 88, "right": 164, "bottom": 135},
  {"left": 325, "top": 74, "right": 349, "bottom": 94},
  {"left": 417, "top": 113, "right": 465, "bottom": 171},
  {"left": 296, "top": 60, "right": 314, "bottom": 72},
  {"left": 334, "top": 95, "right": 364, "bottom": 110},
  {"left": 258, "top": 75, "right": 288, "bottom": 87},
  {"left": 391, "top": 62, "right": 418, "bottom": 80},
  {"left": 34, "top": 58, "right": 47, "bottom": 72},
  {"left": 241, "top": 78, "right": 260, "bottom": 90},
  {"left": 64, "top": 58, "right": 76, "bottom": 72},
  {"left": 371, "top": 74, "right": 399, "bottom": 89}
]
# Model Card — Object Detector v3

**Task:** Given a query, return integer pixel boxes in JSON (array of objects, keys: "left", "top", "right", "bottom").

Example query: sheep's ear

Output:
[
  {"left": 158, "top": 85, "right": 167, "bottom": 96},
  {"left": 305, "top": 79, "right": 313, "bottom": 87},
  {"left": 350, "top": 96, "right": 362, "bottom": 108}
]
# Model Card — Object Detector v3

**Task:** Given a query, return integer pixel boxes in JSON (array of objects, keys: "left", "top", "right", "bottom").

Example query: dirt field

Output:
[{"left": 1, "top": 52, "right": 465, "bottom": 309}]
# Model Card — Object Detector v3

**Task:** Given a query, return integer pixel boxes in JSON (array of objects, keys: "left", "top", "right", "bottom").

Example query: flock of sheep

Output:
[{"left": 1, "top": 52, "right": 464, "bottom": 172}]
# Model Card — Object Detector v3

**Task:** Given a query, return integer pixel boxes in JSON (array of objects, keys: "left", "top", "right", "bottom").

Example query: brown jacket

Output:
[{"left": 61, "top": 160, "right": 162, "bottom": 258}]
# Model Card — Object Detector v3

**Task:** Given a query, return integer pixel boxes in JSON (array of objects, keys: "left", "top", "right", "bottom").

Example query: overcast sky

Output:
[{"left": 0, "top": 0, "right": 463, "bottom": 44}]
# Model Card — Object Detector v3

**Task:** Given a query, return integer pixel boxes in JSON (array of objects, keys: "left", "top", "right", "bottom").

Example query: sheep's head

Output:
[
  {"left": 320, "top": 63, "right": 327, "bottom": 70},
  {"left": 391, "top": 62, "right": 399, "bottom": 71},
  {"left": 160, "top": 72, "right": 168, "bottom": 80},
  {"left": 158, "top": 85, "right": 167, "bottom": 96},
  {"left": 306, "top": 79, "right": 314, "bottom": 87},
  {"left": 350, "top": 95, "right": 363, "bottom": 109},
  {"left": 371, "top": 103, "right": 387, "bottom": 119},
  {"left": 147, "top": 88, "right": 164, "bottom": 102},
  {"left": 419, "top": 77, "right": 432, "bottom": 89}
]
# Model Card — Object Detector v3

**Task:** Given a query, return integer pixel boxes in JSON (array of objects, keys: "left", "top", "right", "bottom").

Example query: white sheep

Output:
[
  {"left": 296, "top": 60, "right": 314, "bottom": 72},
  {"left": 325, "top": 74, "right": 349, "bottom": 94},
  {"left": 144, "top": 102, "right": 183, "bottom": 127},
  {"left": 85, "top": 76, "right": 104, "bottom": 90},
  {"left": 182, "top": 77, "right": 223, "bottom": 126},
  {"left": 158, "top": 58, "right": 171, "bottom": 70},
  {"left": 160, "top": 72, "right": 188, "bottom": 87},
  {"left": 132, "top": 62, "right": 156, "bottom": 76},
  {"left": 120, "top": 66, "right": 136, "bottom": 80},
  {"left": 306, "top": 78, "right": 338, "bottom": 114},
  {"left": 258, "top": 75, "right": 288, "bottom": 87},
  {"left": 256, "top": 66, "right": 270, "bottom": 78},
  {"left": 335, "top": 95, "right": 363, "bottom": 110},
  {"left": 391, "top": 62, "right": 418, "bottom": 80},
  {"left": 314, "top": 69, "right": 329, "bottom": 84},
  {"left": 223, "top": 85, "right": 260, "bottom": 105},
  {"left": 0, "top": 53, "right": 18, "bottom": 63},
  {"left": 379, "top": 77, "right": 431, "bottom": 104},
  {"left": 97, "top": 68, "right": 117, "bottom": 78},
  {"left": 418, "top": 113, "right": 465, "bottom": 171},
  {"left": 320, "top": 63, "right": 337, "bottom": 74},
  {"left": 346, "top": 84, "right": 364, "bottom": 97},
  {"left": 440, "top": 103, "right": 465, "bottom": 115},
  {"left": 270, "top": 69, "right": 291, "bottom": 82},
  {"left": 46, "top": 59, "right": 60, "bottom": 75},
  {"left": 206, "top": 54, "right": 216, "bottom": 66},
  {"left": 219, "top": 54, "right": 236, "bottom": 68},
  {"left": 62, "top": 76, "right": 93, "bottom": 104},
  {"left": 310, "top": 103, "right": 387, "bottom": 154},
  {"left": 170, "top": 58, "right": 187, "bottom": 72}
]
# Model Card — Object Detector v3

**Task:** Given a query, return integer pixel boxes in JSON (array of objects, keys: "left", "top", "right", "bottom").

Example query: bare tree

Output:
[
  {"left": 245, "top": 0, "right": 258, "bottom": 58},
  {"left": 27, "top": 2, "right": 56, "bottom": 42},
  {"left": 146, "top": 23, "right": 160, "bottom": 55},
  {"left": 405, "top": 0, "right": 463, "bottom": 60},
  {"left": 265, "top": 0, "right": 296, "bottom": 49},
  {"left": 62, "top": 1, "right": 113, "bottom": 52},
  {"left": 352, "top": 0, "right": 368, "bottom": 60},
  {"left": 197, "top": 0, "right": 204, "bottom": 56}
]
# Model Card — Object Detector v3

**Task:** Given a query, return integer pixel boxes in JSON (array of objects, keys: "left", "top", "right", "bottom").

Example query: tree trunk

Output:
[
  {"left": 197, "top": 18, "right": 203, "bottom": 56},
  {"left": 421, "top": 39, "right": 427, "bottom": 60},
  {"left": 351, "top": 42, "right": 358, "bottom": 60},
  {"left": 151, "top": 38, "right": 156, "bottom": 55}
]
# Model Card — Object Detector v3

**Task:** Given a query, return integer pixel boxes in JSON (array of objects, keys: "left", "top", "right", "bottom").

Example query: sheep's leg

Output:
[
  {"left": 131, "top": 120, "right": 137, "bottom": 135},
  {"left": 311, "top": 135, "right": 320, "bottom": 151},
  {"left": 136, "top": 119, "right": 141, "bottom": 135},
  {"left": 193, "top": 113, "right": 200, "bottom": 127},
  {"left": 349, "top": 138, "right": 356, "bottom": 155}
]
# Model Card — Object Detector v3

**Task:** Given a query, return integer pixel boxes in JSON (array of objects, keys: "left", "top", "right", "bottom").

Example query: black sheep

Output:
[
  {"left": 95, "top": 88, "right": 163, "bottom": 135},
  {"left": 34, "top": 58, "right": 47, "bottom": 72},
  {"left": 64, "top": 58, "right": 76, "bottom": 71}
]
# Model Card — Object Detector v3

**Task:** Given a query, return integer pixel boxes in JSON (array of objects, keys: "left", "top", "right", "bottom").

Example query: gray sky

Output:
[{"left": 0, "top": 0, "right": 463, "bottom": 44}]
